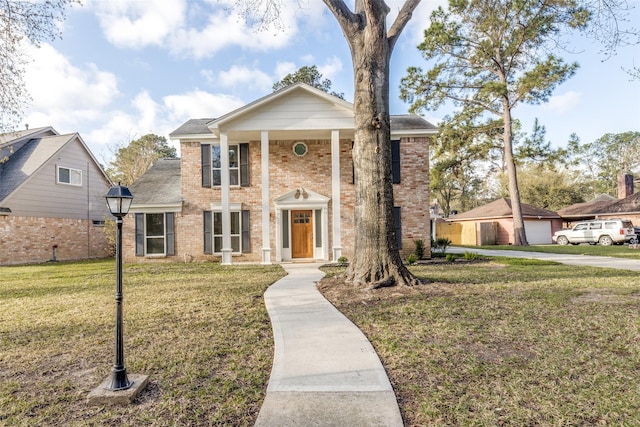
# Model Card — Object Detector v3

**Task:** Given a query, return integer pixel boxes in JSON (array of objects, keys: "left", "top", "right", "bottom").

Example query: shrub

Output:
[
  {"left": 406, "top": 253, "right": 418, "bottom": 265},
  {"left": 337, "top": 256, "right": 349, "bottom": 263},
  {"left": 432, "top": 237, "right": 451, "bottom": 256},
  {"left": 463, "top": 251, "right": 479, "bottom": 261},
  {"left": 446, "top": 253, "right": 457, "bottom": 262},
  {"left": 413, "top": 239, "right": 425, "bottom": 260}
]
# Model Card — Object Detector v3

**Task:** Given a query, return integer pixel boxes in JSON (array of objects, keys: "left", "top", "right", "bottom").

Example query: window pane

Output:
[
  {"left": 213, "top": 212, "right": 222, "bottom": 234},
  {"left": 146, "top": 237, "right": 165, "bottom": 254},
  {"left": 230, "top": 212, "right": 240, "bottom": 234},
  {"left": 146, "top": 213, "right": 164, "bottom": 236},
  {"left": 229, "top": 145, "right": 238, "bottom": 168},
  {"left": 59, "top": 168, "right": 70, "bottom": 183},
  {"left": 212, "top": 146, "right": 221, "bottom": 168},
  {"left": 214, "top": 236, "right": 222, "bottom": 252},
  {"left": 231, "top": 236, "right": 240, "bottom": 252},
  {"left": 213, "top": 170, "right": 221, "bottom": 186},
  {"left": 229, "top": 169, "right": 238, "bottom": 186},
  {"left": 70, "top": 169, "right": 82, "bottom": 185}
]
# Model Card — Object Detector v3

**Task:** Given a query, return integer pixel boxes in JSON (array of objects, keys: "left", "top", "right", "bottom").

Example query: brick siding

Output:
[
  {"left": 123, "top": 135, "right": 431, "bottom": 262},
  {"left": 0, "top": 216, "right": 110, "bottom": 265}
]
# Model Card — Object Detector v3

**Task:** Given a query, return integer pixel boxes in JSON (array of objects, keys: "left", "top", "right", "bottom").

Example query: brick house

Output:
[
  {"left": 0, "top": 126, "right": 112, "bottom": 265},
  {"left": 124, "top": 83, "right": 436, "bottom": 264},
  {"left": 444, "top": 198, "right": 563, "bottom": 245}
]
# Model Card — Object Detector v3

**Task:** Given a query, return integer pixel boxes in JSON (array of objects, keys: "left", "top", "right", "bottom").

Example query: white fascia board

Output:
[
  {"left": 129, "top": 203, "right": 182, "bottom": 213},
  {"left": 391, "top": 128, "right": 439, "bottom": 138}
]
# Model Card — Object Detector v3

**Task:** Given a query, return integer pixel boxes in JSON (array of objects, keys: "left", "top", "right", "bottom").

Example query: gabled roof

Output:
[
  {"left": 596, "top": 191, "right": 640, "bottom": 214},
  {"left": 557, "top": 194, "right": 618, "bottom": 218},
  {"left": 0, "top": 129, "right": 111, "bottom": 202},
  {"left": 450, "top": 198, "right": 560, "bottom": 221},
  {"left": 169, "top": 118, "right": 215, "bottom": 138},
  {"left": 129, "top": 158, "right": 181, "bottom": 209},
  {"left": 169, "top": 83, "right": 438, "bottom": 139}
]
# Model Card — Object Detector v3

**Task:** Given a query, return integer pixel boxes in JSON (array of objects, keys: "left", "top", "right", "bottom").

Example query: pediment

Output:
[{"left": 274, "top": 188, "right": 329, "bottom": 207}]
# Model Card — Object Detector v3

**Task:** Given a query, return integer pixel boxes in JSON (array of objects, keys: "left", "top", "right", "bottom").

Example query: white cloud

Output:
[
  {"left": 274, "top": 61, "right": 297, "bottom": 80},
  {"left": 91, "top": 0, "right": 187, "bottom": 48},
  {"left": 23, "top": 43, "right": 119, "bottom": 130},
  {"left": 163, "top": 90, "right": 244, "bottom": 124},
  {"left": 544, "top": 91, "right": 582, "bottom": 113},
  {"left": 318, "top": 56, "right": 343, "bottom": 81},
  {"left": 215, "top": 66, "right": 273, "bottom": 91}
]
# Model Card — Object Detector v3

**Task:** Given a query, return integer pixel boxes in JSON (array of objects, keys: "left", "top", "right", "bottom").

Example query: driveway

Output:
[{"left": 447, "top": 247, "right": 640, "bottom": 271}]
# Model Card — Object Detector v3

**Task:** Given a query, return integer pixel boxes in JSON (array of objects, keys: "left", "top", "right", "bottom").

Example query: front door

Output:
[{"left": 291, "top": 210, "right": 313, "bottom": 258}]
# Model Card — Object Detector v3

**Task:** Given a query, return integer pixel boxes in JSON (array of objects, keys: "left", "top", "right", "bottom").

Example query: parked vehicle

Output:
[
  {"left": 630, "top": 227, "right": 640, "bottom": 245},
  {"left": 552, "top": 219, "right": 635, "bottom": 246}
]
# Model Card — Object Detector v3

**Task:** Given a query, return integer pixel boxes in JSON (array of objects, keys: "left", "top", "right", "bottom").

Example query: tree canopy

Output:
[
  {"left": 106, "top": 134, "right": 177, "bottom": 186},
  {"left": 0, "top": 0, "right": 78, "bottom": 131},
  {"left": 400, "top": 0, "right": 630, "bottom": 245},
  {"left": 273, "top": 65, "right": 344, "bottom": 99}
]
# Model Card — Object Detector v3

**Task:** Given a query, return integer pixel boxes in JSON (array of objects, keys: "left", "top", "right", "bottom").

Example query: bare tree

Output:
[{"left": 0, "top": 0, "right": 79, "bottom": 131}]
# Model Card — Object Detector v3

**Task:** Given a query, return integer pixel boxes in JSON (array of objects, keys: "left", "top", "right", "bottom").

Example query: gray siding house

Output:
[{"left": 0, "top": 126, "right": 113, "bottom": 265}]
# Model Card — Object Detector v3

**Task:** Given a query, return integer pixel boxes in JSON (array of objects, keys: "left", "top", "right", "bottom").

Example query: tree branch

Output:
[{"left": 388, "top": 0, "right": 422, "bottom": 51}]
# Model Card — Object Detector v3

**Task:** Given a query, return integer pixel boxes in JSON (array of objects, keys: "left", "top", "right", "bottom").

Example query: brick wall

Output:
[
  {"left": 123, "top": 135, "right": 431, "bottom": 263},
  {"left": 0, "top": 216, "right": 110, "bottom": 265}
]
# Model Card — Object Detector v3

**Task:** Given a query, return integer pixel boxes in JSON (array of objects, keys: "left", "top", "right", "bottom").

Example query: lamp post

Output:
[{"left": 105, "top": 182, "right": 134, "bottom": 391}]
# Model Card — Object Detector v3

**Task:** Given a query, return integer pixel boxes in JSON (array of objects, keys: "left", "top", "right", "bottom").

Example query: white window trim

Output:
[
  {"left": 56, "top": 166, "right": 82, "bottom": 186},
  {"left": 144, "top": 213, "right": 166, "bottom": 256},
  {"left": 212, "top": 143, "right": 242, "bottom": 187},
  {"left": 212, "top": 210, "right": 242, "bottom": 254}
]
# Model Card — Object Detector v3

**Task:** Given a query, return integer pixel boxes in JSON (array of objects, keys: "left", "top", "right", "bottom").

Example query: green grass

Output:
[
  {"left": 0, "top": 260, "right": 285, "bottom": 426},
  {"left": 320, "top": 259, "right": 640, "bottom": 426},
  {"left": 459, "top": 243, "right": 640, "bottom": 259}
]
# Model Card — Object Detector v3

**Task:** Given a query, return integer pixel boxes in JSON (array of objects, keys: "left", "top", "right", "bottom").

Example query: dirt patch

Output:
[{"left": 572, "top": 289, "right": 640, "bottom": 304}]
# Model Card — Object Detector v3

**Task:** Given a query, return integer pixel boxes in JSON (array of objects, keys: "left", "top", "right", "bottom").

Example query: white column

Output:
[
  {"left": 331, "top": 129, "right": 342, "bottom": 262},
  {"left": 261, "top": 130, "right": 271, "bottom": 264},
  {"left": 220, "top": 132, "right": 232, "bottom": 265}
]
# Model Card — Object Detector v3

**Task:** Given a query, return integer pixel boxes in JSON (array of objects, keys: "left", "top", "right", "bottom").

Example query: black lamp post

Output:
[{"left": 105, "top": 182, "right": 134, "bottom": 391}]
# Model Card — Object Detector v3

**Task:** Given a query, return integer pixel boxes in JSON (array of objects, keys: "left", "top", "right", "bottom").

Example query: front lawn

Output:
[
  {"left": 319, "top": 259, "right": 640, "bottom": 425},
  {"left": 462, "top": 243, "right": 640, "bottom": 259},
  {"left": 0, "top": 260, "right": 285, "bottom": 426}
]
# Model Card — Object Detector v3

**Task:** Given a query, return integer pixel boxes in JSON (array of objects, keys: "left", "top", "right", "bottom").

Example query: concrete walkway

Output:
[
  {"left": 254, "top": 263, "right": 403, "bottom": 427},
  {"left": 448, "top": 247, "right": 640, "bottom": 271}
]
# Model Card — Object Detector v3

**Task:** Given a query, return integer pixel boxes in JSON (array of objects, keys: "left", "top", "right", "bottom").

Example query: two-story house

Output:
[
  {"left": 124, "top": 83, "right": 436, "bottom": 264},
  {"left": 0, "top": 126, "right": 112, "bottom": 265}
]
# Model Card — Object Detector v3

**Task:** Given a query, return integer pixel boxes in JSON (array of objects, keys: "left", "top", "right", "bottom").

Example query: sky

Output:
[{"left": 20, "top": 0, "right": 640, "bottom": 164}]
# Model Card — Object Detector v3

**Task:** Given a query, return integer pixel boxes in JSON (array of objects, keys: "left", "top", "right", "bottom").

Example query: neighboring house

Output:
[
  {"left": 557, "top": 174, "right": 640, "bottom": 226},
  {"left": 443, "top": 198, "right": 563, "bottom": 245},
  {"left": 0, "top": 126, "right": 112, "bottom": 265},
  {"left": 123, "top": 83, "right": 437, "bottom": 264}
]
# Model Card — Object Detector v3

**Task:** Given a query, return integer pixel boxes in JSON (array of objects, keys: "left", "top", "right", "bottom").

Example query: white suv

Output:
[{"left": 553, "top": 219, "right": 635, "bottom": 246}]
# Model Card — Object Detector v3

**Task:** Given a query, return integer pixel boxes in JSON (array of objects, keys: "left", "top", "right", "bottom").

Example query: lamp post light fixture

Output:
[{"left": 104, "top": 182, "right": 134, "bottom": 391}]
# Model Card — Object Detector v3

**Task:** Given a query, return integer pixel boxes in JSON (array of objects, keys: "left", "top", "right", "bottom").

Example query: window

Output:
[
  {"left": 391, "top": 139, "right": 401, "bottom": 184},
  {"left": 394, "top": 206, "right": 402, "bottom": 250},
  {"left": 57, "top": 166, "right": 82, "bottom": 186},
  {"left": 202, "top": 143, "right": 249, "bottom": 187},
  {"left": 135, "top": 213, "right": 175, "bottom": 256},
  {"left": 203, "top": 210, "right": 250, "bottom": 254}
]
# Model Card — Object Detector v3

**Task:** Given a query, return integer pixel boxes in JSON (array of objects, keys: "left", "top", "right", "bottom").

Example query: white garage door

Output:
[{"left": 524, "top": 220, "right": 552, "bottom": 244}]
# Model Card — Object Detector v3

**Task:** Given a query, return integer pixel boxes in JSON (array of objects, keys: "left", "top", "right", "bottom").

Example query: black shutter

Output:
[
  {"left": 135, "top": 213, "right": 144, "bottom": 256},
  {"left": 393, "top": 207, "right": 402, "bottom": 250},
  {"left": 203, "top": 211, "right": 212, "bottom": 254},
  {"left": 240, "top": 143, "right": 250, "bottom": 187},
  {"left": 391, "top": 139, "right": 401, "bottom": 184},
  {"left": 241, "top": 210, "right": 250, "bottom": 253},
  {"left": 166, "top": 213, "right": 175, "bottom": 256},
  {"left": 201, "top": 144, "right": 211, "bottom": 188}
]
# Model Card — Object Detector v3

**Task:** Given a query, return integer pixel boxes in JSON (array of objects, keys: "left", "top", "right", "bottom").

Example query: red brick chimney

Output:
[{"left": 617, "top": 173, "right": 634, "bottom": 199}]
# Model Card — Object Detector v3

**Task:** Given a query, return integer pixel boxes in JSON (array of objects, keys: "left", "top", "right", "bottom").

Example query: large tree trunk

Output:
[
  {"left": 503, "top": 104, "right": 528, "bottom": 246},
  {"left": 324, "top": 0, "right": 421, "bottom": 287}
]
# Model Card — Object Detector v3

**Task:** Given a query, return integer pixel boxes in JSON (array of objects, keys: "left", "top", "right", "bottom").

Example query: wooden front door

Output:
[{"left": 291, "top": 210, "right": 313, "bottom": 258}]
